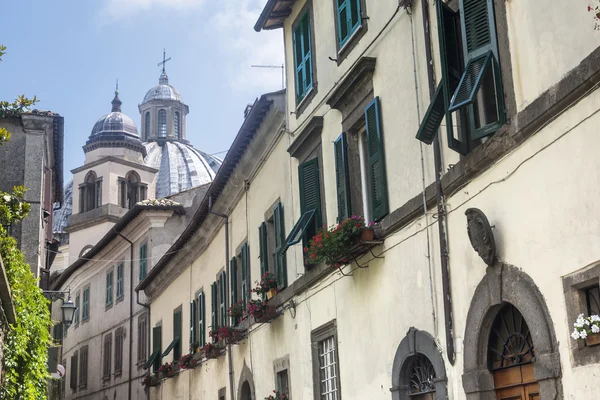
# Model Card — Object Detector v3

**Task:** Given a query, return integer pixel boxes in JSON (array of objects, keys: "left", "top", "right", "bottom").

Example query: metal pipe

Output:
[
  {"left": 421, "top": 0, "right": 455, "bottom": 364},
  {"left": 115, "top": 230, "right": 135, "bottom": 399},
  {"left": 135, "top": 289, "right": 151, "bottom": 400},
  {"left": 208, "top": 196, "right": 234, "bottom": 400}
]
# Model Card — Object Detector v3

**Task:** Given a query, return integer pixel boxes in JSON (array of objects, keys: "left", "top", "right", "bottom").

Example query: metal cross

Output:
[{"left": 157, "top": 49, "right": 171, "bottom": 72}]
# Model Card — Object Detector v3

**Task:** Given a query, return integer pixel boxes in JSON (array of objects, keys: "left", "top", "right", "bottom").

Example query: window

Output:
[
  {"left": 106, "top": 269, "right": 113, "bottom": 307},
  {"left": 103, "top": 333, "right": 112, "bottom": 380},
  {"left": 115, "top": 327, "right": 123, "bottom": 376},
  {"left": 162, "top": 309, "right": 182, "bottom": 361},
  {"left": 416, "top": 0, "right": 505, "bottom": 155},
  {"left": 139, "top": 243, "right": 147, "bottom": 281},
  {"left": 138, "top": 314, "right": 148, "bottom": 364},
  {"left": 230, "top": 257, "right": 239, "bottom": 324},
  {"left": 277, "top": 369, "right": 290, "bottom": 397},
  {"left": 120, "top": 171, "right": 146, "bottom": 209},
  {"left": 190, "top": 298, "right": 197, "bottom": 345},
  {"left": 74, "top": 293, "right": 80, "bottom": 326},
  {"left": 79, "top": 171, "right": 101, "bottom": 213},
  {"left": 219, "top": 272, "right": 227, "bottom": 329},
  {"left": 82, "top": 287, "right": 90, "bottom": 321},
  {"left": 311, "top": 321, "right": 341, "bottom": 400},
  {"left": 259, "top": 202, "right": 287, "bottom": 289},
  {"left": 79, "top": 345, "right": 88, "bottom": 390},
  {"left": 335, "top": 0, "right": 362, "bottom": 47},
  {"left": 585, "top": 285, "right": 600, "bottom": 316},
  {"left": 211, "top": 281, "right": 218, "bottom": 336},
  {"left": 293, "top": 10, "right": 314, "bottom": 103},
  {"left": 197, "top": 291, "right": 206, "bottom": 346},
  {"left": 70, "top": 351, "right": 78, "bottom": 391},
  {"left": 232, "top": 243, "right": 250, "bottom": 325},
  {"left": 144, "top": 111, "right": 150, "bottom": 140},
  {"left": 363, "top": 97, "right": 388, "bottom": 222},
  {"left": 116, "top": 263, "right": 124, "bottom": 300},
  {"left": 174, "top": 111, "right": 181, "bottom": 139},
  {"left": 143, "top": 325, "right": 162, "bottom": 373},
  {"left": 334, "top": 133, "right": 351, "bottom": 222},
  {"left": 158, "top": 109, "right": 167, "bottom": 138}
]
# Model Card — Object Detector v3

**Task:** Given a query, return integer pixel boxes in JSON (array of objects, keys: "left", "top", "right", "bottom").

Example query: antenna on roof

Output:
[{"left": 251, "top": 64, "right": 285, "bottom": 90}]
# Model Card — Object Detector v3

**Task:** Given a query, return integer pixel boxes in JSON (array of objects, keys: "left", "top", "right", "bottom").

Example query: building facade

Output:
[
  {"left": 0, "top": 112, "right": 64, "bottom": 282},
  {"left": 137, "top": 1, "right": 600, "bottom": 400}
]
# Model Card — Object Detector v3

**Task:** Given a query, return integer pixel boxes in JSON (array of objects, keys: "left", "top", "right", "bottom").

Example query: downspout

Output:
[
  {"left": 115, "top": 230, "right": 135, "bottom": 399},
  {"left": 208, "top": 196, "right": 235, "bottom": 400},
  {"left": 135, "top": 290, "right": 151, "bottom": 400},
  {"left": 421, "top": 0, "right": 455, "bottom": 364}
]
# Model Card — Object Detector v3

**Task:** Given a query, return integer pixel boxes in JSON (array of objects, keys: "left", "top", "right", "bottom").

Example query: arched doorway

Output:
[
  {"left": 241, "top": 381, "right": 252, "bottom": 400},
  {"left": 488, "top": 304, "right": 538, "bottom": 399},
  {"left": 236, "top": 362, "right": 256, "bottom": 400}
]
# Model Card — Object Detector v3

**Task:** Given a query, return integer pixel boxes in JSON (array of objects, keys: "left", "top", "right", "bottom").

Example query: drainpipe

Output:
[
  {"left": 208, "top": 196, "right": 235, "bottom": 400},
  {"left": 421, "top": 0, "right": 455, "bottom": 364},
  {"left": 115, "top": 230, "right": 135, "bottom": 399},
  {"left": 135, "top": 289, "right": 151, "bottom": 400}
]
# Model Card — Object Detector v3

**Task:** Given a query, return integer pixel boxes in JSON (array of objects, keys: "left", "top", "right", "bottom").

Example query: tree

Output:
[{"left": 0, "top": 45, "right": 52, "bottom": 400}]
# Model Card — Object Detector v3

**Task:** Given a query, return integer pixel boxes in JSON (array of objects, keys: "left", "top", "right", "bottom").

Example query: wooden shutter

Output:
[
  {"left": 416, "top": 82, "right": 445, "bottom": 144},
  {"left": 115, "top": 328, "right": 123, "bottom": 375},
  {"left": 273, "top": 203, "right": 287, "bottom": 289},
  {"left": 241, "top": 244, "right": 249, "bottom": 305},
  {"left": 103, "top": 334, "right": 112, "bottom": 378},
  {"left": 337, "top": 0, "right": 349, "bottom": 45},
  {"left": 293, "top": 12, "right": 312, "bottom": 101},
  {"left": 70, "top": 352, "right": 78, "bottom": 389},
  {"left": 173, "top": 311, "right": 182, "bottom": 360},
  {"left": 190, "top": 300, "right": 197, "bottom": 345},
  {"left": 139, "top": 244, "right": 147, "bottom": 281},
  {"left": 259, "top": 223, "right": 268, "bottom": 277},
  {"left": 334, "top": 133, "right": 351, "bottom": 222},
  {"left": 211, "top": 282, "right": 217, "bottom": 331},
  {"left": 80, "top": 346, "right": 88, "bottom": 389},
  {"left": 231, "top": 257, "right": 238, "bottom": 304},
  {"left": 299, "top": 158, "right": 322, "bottom": 219},
  {"left": 365, "top": 97, "right": 389, "bottom": 221},
  {"left": 106, "top": 271, "right": 113, "bottom": 306},
  {"left": 198, "top": 292, "right": 205, "bottom": 346},
  {"left": 219, "top": 273, "right": 226, "bottom": 328},
  {"left": 152, "top": 326, "right": 162, "bottom": 372}
]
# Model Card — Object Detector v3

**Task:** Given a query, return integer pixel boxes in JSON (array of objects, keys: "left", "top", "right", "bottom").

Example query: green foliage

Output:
[{"left": 0, "top": 44, "right": 50, "bottom": 400}]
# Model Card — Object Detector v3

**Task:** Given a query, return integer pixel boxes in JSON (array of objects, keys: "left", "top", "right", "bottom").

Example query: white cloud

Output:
[
  {"left": 209, "top": 0, "right": 285, "bottom": 92},
  {"left": 101, "top": 0, "right": 206, "bottom": 20}
]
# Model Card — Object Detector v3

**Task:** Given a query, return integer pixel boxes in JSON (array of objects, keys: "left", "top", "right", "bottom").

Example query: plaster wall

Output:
[
  {"left": 84, "top": 147, "right": 145, "bottom": 165},
  {"left": 69, "top": 221, "right": 116, "bottom": 265}
]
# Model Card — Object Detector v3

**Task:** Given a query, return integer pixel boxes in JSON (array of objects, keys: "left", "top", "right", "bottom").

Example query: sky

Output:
[{"left": 0, "top": 0, "right": 284, "bottom": 183}]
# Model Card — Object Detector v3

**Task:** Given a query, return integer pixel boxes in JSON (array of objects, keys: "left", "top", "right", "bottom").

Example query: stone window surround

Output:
[
  {"left": 236, "top": 362, "right": 256, "bottom": 400},
  {"left": 291, "top": 0, "right": 318, "bottom": 117},
  {"left": 137, "top": 313, "right": 148, "bottom": 367},
  {"left": 390, "top": 328, "right": 447, "bottom": 400},
  {"left": 562, "top": 262, "right": 600, "bottom": 367},
  {"left": 462, "top": 262, "right": 562, "bottom": 399},
  {"left": 219, "top": 386, "right": 227, "bottom": 400},
  {"left": 311, "top": 319, "right": 341, "bottom": 400},
  {"left": 274, "top": 355, "right": 291, "bottom": 399},
  {"left": 262, "top": 198, "right": 282, "bottom": 277},
  {"left": 331, "top": 0, "right": 368, "bottom": 66}
]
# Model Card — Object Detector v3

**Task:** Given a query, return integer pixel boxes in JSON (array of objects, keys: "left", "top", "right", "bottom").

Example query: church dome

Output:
[
  {"left": 86, "top": 88, "right": 141, "bottom": 147},
  {"left": 144, "top": 141, "right": 221, "bottom": 198},
  {"left": 142, "top": 71, "right": 183, "bottom": 103}
]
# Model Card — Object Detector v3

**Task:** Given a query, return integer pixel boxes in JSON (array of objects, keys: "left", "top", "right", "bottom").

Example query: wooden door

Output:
[{"left": 493, "top": 363, "right": 539, "bottom": 400}]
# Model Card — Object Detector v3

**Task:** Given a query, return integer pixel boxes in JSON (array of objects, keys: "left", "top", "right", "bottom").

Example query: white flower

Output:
[
  {"left": 584, "top": 318, "right": 591, "bottom": 326},
  {"left": 575, "top": 320, "right": 585, "bottom": 328},
  {"left": 2, "top": 195, "right": 10, "bottom": 202},
  {"left": 591, "top": 315, "right": 600, "bottom": 322},
  {"left": 580, "top": 330, "right": 588, "bottom": 339},
  {"left": 592, "top": 325, "right": 600, "bottom": 334},
  {"left": 571, "top": 330, "right": 581, "bottom": 340}
]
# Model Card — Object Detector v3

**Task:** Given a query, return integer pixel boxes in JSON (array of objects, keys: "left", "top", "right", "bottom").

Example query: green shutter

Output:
[
  {"left": 273, "top": 202, "right": 287, "bottom": 289},
  {"left": 334, "top": 133, "right": 351, "bottom": 221},
  {"left": 258, "top": 223, "right": 268, "bottom": 277},
  {"left": 152, "top": 326, "right": 162, "bottom": 373},
  {"left": 173, "top": 311, "right": 182, "bottom": 360},
  {"left": 365, "top": 97, "right": 389, "bottom": 221},
  {"left": 299, "top": 158, "right": 322, "bottom": 220},
  {"left": 337, "top": 0, "right": 362, "bottom": 46},
  {"left": 416, "top": 81, "right": 445, "bottom": 144},
  {"left": 116, "top": 263, "right": 123, "bottom": 299},
  {"left": 106, "top": 271, "right": 112, "bottom": 306},
  {"left": 293, "top": 12, "right": 313, "bottom": 102},
  {"left": 139, "top": 243, "right": 147, "bottom": 281},
  {"left": 190, "top": 300, "right": 196, "bottom": 345},
  {"left": 230, "top": 257, "right": 238, "bottom": 304},
  {"left": 241, "top": 244, "right": 248, "bottom": 306},
  {"left": 211, "top": 282, "right": 217, "bottom": 333},
  {"left": 198, "top": 292, "right": 205, "bottom": 346},
  {"left": 219, "top": 272, "right": 226, "bottom": 328}
]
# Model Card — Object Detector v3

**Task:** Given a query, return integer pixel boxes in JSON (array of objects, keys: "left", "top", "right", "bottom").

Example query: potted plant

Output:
[
  {"left": 265, "top": 390, "right": 289, "bottom": 400},
  {"left": 142, "top": 374, "right": 160, "bottom": 389},
  {"left": 218, "top": 326, "right": 246, "bottom": 344},
  {"left": 209, "top": 328, "right": 220, "bottom": 343},
  {"left": 571, "top": 313, "right": 600, "bottom": 346},
  {"left": 253, "top": 272, "right": 279, "bottom": 300},
  {"left": 178, "top": 353, "right": 198, "bottom": 369},
  {"left": 229, "top": 299, "right": 246, "bottom": 324},
  {"left": 304, "top": 215, "right": 374, "bottom": 267},
  {"left": 158, "top": 362, "right": 176, "bottom": 378},
  {"left": 247, "top": 298, "right": 278, "bottom": 323},
  {"left": 189, "top": 341, "right": 200, "bottom": 354},
  {"left": 203, "top": 342, "right": 222, "bottom": 359}
]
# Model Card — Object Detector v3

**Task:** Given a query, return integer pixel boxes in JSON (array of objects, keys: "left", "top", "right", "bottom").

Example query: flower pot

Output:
[
  {"left": 586, "top": 333, "right": 600, "bottom": 346},
  {"left": 266, "top": 288, "right": 278, "bottom": 300},
  {"left": 204, "top": 346, "right": 222, "bottom": 359},
  {"left": 166, "top": 370, "right": 176, "bottom": 377},
  {"left": 360, "top": 228, "right": 374, "bottom": 241},
  {"left": 226, "top": 328, "right": 247, "bottom": 344},
  {"left": 254, "top": 305, "right": 279, "bottom": 324}
]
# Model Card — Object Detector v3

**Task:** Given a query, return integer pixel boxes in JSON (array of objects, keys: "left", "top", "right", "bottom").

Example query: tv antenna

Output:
[{"left": 251, "top": 64, "right": 285, "bottom": 90}]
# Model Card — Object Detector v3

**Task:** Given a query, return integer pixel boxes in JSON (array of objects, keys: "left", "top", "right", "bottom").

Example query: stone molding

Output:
[
  {"left": 462, "top": 263, "right": 563, "bottom": 399},
  {"left": 237, "top": 361, "right": 256, "bottom": 400},
  {"left": 390, "top": 327, "right": 447, "bottom": 400}
]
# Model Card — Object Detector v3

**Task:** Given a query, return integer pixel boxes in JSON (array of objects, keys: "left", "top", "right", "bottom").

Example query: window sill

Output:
[
  {"left": 105, "top": 303, "right": 113, "bottom": 311},
  {"left": 337, "top": 24, "right": 367, "bottom": 66},
  {"left": 295, "top": 85, "right": 318, "bottom": 118},
  {"left": 116, "top": 295, "right": 124, "bottom": 304}
]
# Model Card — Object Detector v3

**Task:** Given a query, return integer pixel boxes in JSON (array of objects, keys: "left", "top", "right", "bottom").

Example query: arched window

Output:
[
  {"left": 144, "top": 112, "right": 150, "bottom": 140},
  {"left": 174, "top": 111, "right": 180, "bottom": 139},
  {"left": 79, "top": 171, "right": 100, "bottom": 213},
  {"left": 158, "top": 109, "right": 167, "bottom": 138},
  {"left": 406, "top": 354, "right": 436, "bottom": 399},
  {"left": 120, "top": 171, "right": 147, "bottom": 209}
]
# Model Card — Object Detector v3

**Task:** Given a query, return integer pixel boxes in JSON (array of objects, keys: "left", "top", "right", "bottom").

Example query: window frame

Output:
[
  {"left": 291, "top": 3, "right": 318, "bottom": 115},
  {"left": 79, "top": 345, "right": 88, "bottom": 390},
  {"left": 157, "top": 109, "right": 167, "bottom": 138},
  {"left": 70, "top": 350, "right": 78, "bottom": 391},
  {"left": 103, "top": 333, "right": 112, "bottom": 381},
  {"left": 333, "top": 0, "right": 368, "bottom": 64},
  {"left": 106, "top": 268, "right": 114, "bottom": 308},
  {"left": 82, "top": 286, "right": 90, "bottom": 322},
  {"left": 116, "top": 262, "right": 124, "bottom": 301},
  {"left": 197, "top": 290, "right": 206, "bottom": 347},
  {"left": 139, "top": 242, "right": 148, "bottom": 281},
  {"left": 115, "top": 327, "right": 123, "bottom": 376},
  {"left": 137, "top": 313, "right": 148, "bottom": 365},
  {"left": 74, "top": 292, "right": 80, "bottom": 326},
  {"left": 311, "top": 320, "right": 342, "bottom": 400}
]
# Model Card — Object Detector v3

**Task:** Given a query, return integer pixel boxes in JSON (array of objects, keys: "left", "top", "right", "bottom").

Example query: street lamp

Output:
[{"left": 43, "top": 290, "right": 78, "bottom": 329}]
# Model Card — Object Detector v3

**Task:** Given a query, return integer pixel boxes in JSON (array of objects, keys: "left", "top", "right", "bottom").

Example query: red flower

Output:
[{"left": 589, "top": 5, "right": 592, "bottom": 11}]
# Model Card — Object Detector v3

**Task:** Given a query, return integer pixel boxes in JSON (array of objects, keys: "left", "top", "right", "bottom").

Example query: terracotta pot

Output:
[
  {"left": 254, "top": 305, "right": 279, "bottom": 324},
  {"left": 226, "top": 328, "right": 247, "bottom": 344},
  {"left": 267, "top": 288, "right": 278, "bottom": 300},
  {"left": 586, "top": 333, "right": 600, "bottom": 346},
  {"left": 360, "top": 228, "right": 374, "bottom": 241}
]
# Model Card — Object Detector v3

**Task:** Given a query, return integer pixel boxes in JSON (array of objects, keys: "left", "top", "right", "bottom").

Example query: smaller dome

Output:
[
  {"left": 90, "top": 112, "right": 139, "bottom": 139},
  {"left": 142, "top": 71, "right": 183, "bottom": 103}
]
